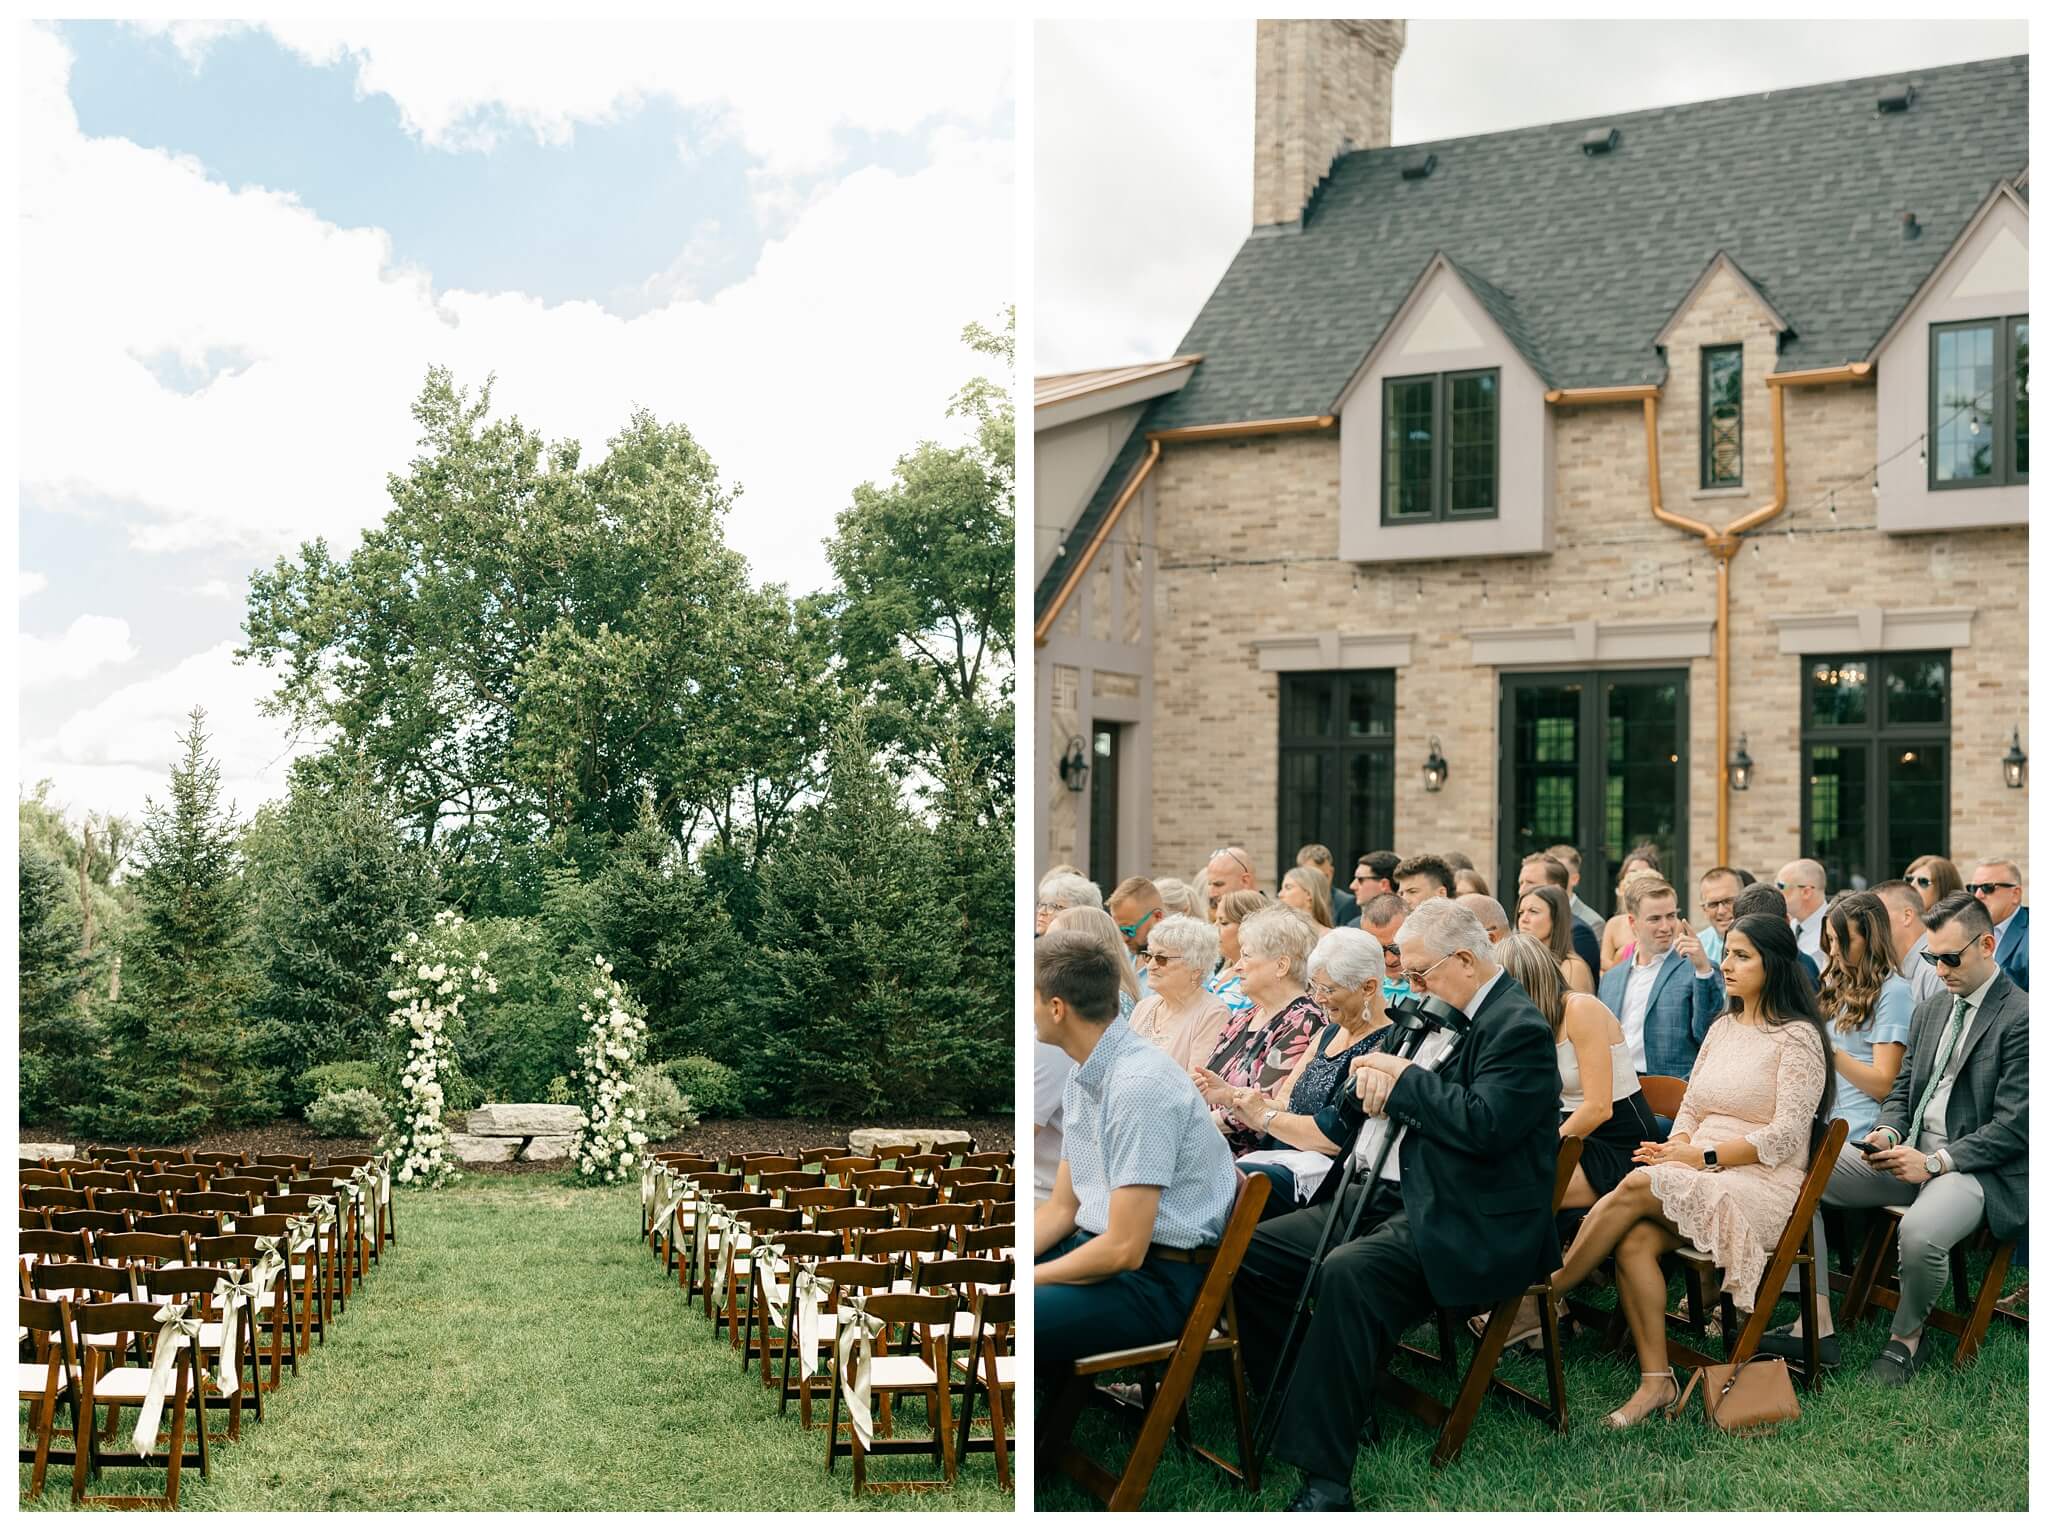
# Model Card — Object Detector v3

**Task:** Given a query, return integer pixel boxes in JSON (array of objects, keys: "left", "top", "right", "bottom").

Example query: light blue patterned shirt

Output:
[{"left": 1061, "top": 1016, "right": 1238, "bottom": 1249}]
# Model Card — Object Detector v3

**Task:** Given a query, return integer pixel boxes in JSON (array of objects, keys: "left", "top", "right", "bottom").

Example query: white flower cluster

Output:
[
  {"left": 380, "top": 911, "right": 496, "bottom": 1189},
  {"left": 569, "top": 956, "right": 651, "bottom": 1185}
]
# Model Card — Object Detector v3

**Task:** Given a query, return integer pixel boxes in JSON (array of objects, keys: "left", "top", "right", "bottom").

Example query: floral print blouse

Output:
[{"left": 1203, "top": 994, "right": 1326, "bottom": 1155}]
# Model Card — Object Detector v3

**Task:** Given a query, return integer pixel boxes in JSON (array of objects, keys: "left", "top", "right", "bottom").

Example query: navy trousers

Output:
[{"left": 1034, "top": 1231, "right": 1207, "bottom": 1383}]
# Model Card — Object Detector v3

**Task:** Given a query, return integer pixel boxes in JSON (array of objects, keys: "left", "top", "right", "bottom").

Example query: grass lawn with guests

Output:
[
  {"left": 1038, "top": 1266, "right": 2028, "bottom": 1511},
  {"left": 21, "top": 1178, "right": 1012, "bottom": 1511}
]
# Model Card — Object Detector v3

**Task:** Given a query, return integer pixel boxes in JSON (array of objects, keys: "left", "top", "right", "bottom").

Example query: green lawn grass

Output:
[
  {"left": 1038, "top": 1265, "right": 2028, "bottom": 1511},
  {"left": 21, "top": 1179, "right": 1012, "bottom": 1510}
]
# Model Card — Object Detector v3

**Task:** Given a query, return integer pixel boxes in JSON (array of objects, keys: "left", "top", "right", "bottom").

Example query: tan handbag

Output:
[{"left": 1673, "top": 1353, "right": 1800, "bottom": 1434}]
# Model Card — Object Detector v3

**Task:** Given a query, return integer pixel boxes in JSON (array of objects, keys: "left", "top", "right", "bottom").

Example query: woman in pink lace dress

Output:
[{"left": 1535, "top": 915, "right": 1834, "bottom": 1429}]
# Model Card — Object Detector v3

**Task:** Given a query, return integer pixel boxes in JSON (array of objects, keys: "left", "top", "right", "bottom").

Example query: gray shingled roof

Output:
[{"left": 1038, "top": 54, "right": 2027, "bottom": 613}]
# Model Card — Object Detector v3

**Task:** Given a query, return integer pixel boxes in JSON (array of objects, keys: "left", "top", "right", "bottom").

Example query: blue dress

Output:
[{"left": 1828, "top": 974, "right": 1914, "bottom": 1140}]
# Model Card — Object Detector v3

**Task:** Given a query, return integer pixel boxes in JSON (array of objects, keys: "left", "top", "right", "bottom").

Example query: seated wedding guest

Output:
[
  {"left": 1208, "top": 888, "right": 1269, "bottom": 1020},
  {"left": 1199, "top": 906, "right": 1326, "bottom": 1154},
  {"left": 1049, "top": 905, "right": 1141, "bottom": 1018},
  {"left": 1733, "top": 882, "right": 1822, "bottom": 984},
  {"left": 1518, "top": 883, "right": 1596, "bottom": 994},
  {"left": 1520, "top": 852, "right": 1603, "bottom": 977},
  {"left": 1393, "top": 854, "right": 1454, "bottom": 909},
  {"left": 1442, "top": 850, "right": 1476, "bottom": 873},
  {"left": 1872, "top": 878, "right": 1950, "bottom": 1005},
  {"left": 1034, "top": 1038, "right": 1074, "bottom": 1203},
  {"left": 1297, "top": 843, "right": 1359, "bottom": 928},
  {"left": 1128, "top": 914, "right": 1232, "bottom": 1070},
  {"left": 1904, "top": 853, "right": 1963, "bottom": 909},
  {"left": 1205, "top": 845, "right": 1260, "bottom": 916},
  {"left": 1279, "top": 865, "right": 1336, "bottom": 938},
  {"left": 1695, "top": 865, "right": 1745, "bottom": 965},
  {"left": 1595, "top": 876, "right": 1725, "bottom": 1083},
  {"left": 1195, "top": 927, "right": 1393, "bottom": 1209},
  {"left": 1968, "top": 858, "right": 2028, "bottom": 992},
  {"left": 1349, "top": 851, "right": 1401, "bottom": 916},
  {"left": 1034, "top": 931, "right": 1239, "bottom": 1388},
  {"left": 1528, "top": 916, "right": 1831, "bottom": 1429},
  {"left": 1036, "top": 870, "right": 1102, "bottom": 935},
  {"left": 1457, "top": 892, "right": 1509, "bottom": 944},
  {"left": 1359, "top": 893, "right": 1411, "bottom": 1001},
  {"left": 1497, "top": 934, "right": 1656, "bottom": 1210},
  {"left": 1107, "top": 875, "right": 1167, "bottom": 993},
  {"left": 1547, "top": 842, "right": 1606, "bottom": 937},
  {"left": 1455, "top": 867, "right": 1492, "bottom": 899},
  {"left": 1760, "top": 891, "right": 2029, "bottom": 1385},
  {"left": 1234, "top": 898, "right": 1559, "bottom": 1511},
  {"left": 1600, "top": 850, "right": 1664, "bottom": 971},
  {"left": 1816, "top": 893, "right": 1914, "bottom": 1144},
  {"left": 1156, "top": 876, "right": 1204, "bottom": 922}
]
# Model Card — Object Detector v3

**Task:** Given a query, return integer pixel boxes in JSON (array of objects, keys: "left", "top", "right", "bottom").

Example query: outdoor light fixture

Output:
[
  {"left": 1422, "top": 736, "right": 1449, "bottom": 794},
  {"left": 2003, "top": 727, "right": 2027, "bottom": 790},
  {"left": 1058, "top": 736, "right": 1089, "bottom": 794},
  {"left": 1729, "top": 735, "right": 1754, "bottom": 793}
]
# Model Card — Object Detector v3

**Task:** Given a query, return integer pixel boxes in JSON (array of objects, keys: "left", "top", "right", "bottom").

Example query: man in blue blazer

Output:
[
  {"left": 1595, "top": 877, "right": 1725, "bottom": 1083},
  {"left": 1970, "top": 859, "right": 2028, "bottom": 992}
]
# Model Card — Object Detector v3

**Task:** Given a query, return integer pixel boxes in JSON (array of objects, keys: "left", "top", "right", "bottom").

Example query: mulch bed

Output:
[{"left": 20, "top": 1115, "right": 1014, "bottom": 1175}]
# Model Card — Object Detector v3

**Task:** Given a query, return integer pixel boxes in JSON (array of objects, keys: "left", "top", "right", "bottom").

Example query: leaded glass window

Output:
[
  {"left": 1380, "top": 369, "right": 1499, "bottom": 523},
  {"left": 1702, "top": 345, "right": 1743, "bottom": 487},
  {"left": 1930, "top": 315, "right": 2027, "bottom": 489},
  {"left": 1801, "top": 651, "right": 1949, "bottom": 892}
]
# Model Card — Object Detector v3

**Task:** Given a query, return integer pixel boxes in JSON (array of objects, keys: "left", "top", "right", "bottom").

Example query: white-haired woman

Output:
[
  {"left": 1204, "top": 927, "right": 1396, "bottom": 1206},
  {"left": 1035, "top": 871, "right": 1103, "bottom": 937},
  {"left": 1155, "top": 876, "right": 1204, "bottom": 922},
  {"left": 1128, "top": 914, "right": 1232, "bottom": 1069},
  {"left": 1047, "top": 905, "right": 1140, "bottom": 1017},
  {"left": 1192, "top": 906, "right": 1325, "bottom": 1155}
]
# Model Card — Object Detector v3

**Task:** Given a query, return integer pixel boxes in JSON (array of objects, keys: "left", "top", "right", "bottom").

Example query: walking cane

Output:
[{"left": 1250, "top": 994, "right": 1472, "bottom": 1469}]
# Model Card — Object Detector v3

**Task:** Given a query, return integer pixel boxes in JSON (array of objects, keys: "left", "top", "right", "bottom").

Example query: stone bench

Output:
[
  {"left": 20, "top": 1142, "right": 74, "bottom": 1163},
  {"left": 452, "top": 1104, "right": 582, "bottom": 1164},
  {"left": 845, "top": 1127, "right": 976, "bottom": 1159}
]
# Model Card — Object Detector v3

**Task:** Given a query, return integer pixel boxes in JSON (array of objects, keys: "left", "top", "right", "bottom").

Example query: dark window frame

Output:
[
  {"left": 2008, "top": 314, "right": 2029, "bottom": 485},
  {"left": 1276, "top": 670, "right": 1397, "bottom": 881},
  {"left": 1798, "top": 651, "right": 1950, "bottom": 891},
  {"left": 1700, "top": 344, "right": 1744, "bottom": 488},
  {"left": 1379, "top": 367, "right": 1501, "bottom": 524},
  {"left": 1928, "top": 315, "right": 2028, "bottom": 490}
]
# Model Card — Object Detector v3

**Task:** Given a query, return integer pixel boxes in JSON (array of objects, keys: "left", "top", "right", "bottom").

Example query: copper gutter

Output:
[
  {"left": 1632, "top": 358, "right": 1874, "bottom": 862},
  {"left": 1147, "top": 413, "right": 1336, "bottom": 443},
  {"left": 1544, "top": 384, "right": 1660, "bottom": 405}
]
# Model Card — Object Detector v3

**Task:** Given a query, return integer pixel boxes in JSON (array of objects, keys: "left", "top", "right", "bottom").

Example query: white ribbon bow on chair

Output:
[
  {"left": 131, "top": 1301, "right": 202, "bottom": 1457},
  {"left": 834, "top": 1295, "right": 887, "bottom": 1450},
  {"left": 641, "top": 1159, "right": 661, "bottom": 1214},
  {"left": 796, "top": 1264, "right": 831, "bottom": 1379},
  {"left": 761, "top": 1242, "right": 790, "bottom": 1329},
  {"left": 712, "top": 1208, "right": 739, "bottom": 1296}
]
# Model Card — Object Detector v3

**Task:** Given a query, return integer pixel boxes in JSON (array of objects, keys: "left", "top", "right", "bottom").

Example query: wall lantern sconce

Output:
[
  {"left": 1728, "top": 735, "right": 1754, "bottom": 793},
  {"left": 2003, "top": 727, "right": 2027, "bottom": 790},
  {"left": 1058, "top": 736, "right": 1090, "bottom": 794},
  {"left": 1422, "top": 736, "right": 1449, "bottom": 794}
]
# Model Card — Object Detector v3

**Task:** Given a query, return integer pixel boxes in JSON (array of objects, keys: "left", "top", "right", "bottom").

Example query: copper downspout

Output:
[{"left": 1639, "top": 359, "right": 1873, "bottom": 863}]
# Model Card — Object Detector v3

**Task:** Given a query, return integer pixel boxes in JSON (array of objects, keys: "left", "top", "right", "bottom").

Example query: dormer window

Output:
[
  {"left": 1930, "top": 315, "right": 2028, "bottom": 489},
  {"left": 1701, "top": 345, "right": 1743, "bottom": 487},
  {"left": 1381, "top": 368, "right": 1499, "bottom": 523}
]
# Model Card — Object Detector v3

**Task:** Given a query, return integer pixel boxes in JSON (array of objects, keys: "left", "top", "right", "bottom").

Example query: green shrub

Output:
[
  {"left": 662, "top": 1055, "right": 745, "bottom": 1118},
  {"left": 306, "top": 1087, "right": 390, "bottom": 1139},
  {"left": 627, "top": 1064, "right": 700, "bottom": 1140},
  {"left": 544, "top": 1075, "right": 573, "bottom": 1104},
  {"left": 297, "top": 1060, "right": 385, "bottom": 1106}
]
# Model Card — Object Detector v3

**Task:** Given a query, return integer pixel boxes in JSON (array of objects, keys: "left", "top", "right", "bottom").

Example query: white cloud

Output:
[
  {"left": 19, "top": 615, "right": 139, "bottom": 688},
  {"left": 24, "top": 642, "right": 314, "bottom": 823},
  {"left": 21, "top": 571, "right": 49, "bottom": 602},
  {"left": 20, "top": 22, "right": 1013, "bottom": 599},
  {"left": 143, "top": 19, "right": 1014, "bottom": 177},
  {"left": 192, "top": 578, "right": 242, "bottom": 602}
]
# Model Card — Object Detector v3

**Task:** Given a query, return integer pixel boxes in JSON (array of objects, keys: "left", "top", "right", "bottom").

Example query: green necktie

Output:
[{"left": 1905, "top": 994, "right": 1971, "bottom": 1145}]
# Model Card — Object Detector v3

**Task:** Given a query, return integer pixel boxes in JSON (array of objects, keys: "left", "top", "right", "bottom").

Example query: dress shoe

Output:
[
  {"left": 1756, "top": 1328, "right": 1841, "bottom": 1370},
  {"left": 1865, "top": 1338, "right": 1922, "bottom": 1387},
  {"left": 1284, "top": 1475, "right": 1356, "bottom": 1512}
]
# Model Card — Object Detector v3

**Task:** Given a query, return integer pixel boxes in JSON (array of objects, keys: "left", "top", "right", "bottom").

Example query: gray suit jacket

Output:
[{"left": 1874, "top": 970, "right": 2029, "bottom": 1240}]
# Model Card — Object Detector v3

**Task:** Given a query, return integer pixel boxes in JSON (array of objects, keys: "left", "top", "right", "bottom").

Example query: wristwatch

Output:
[
  {"left": 1702, "top": 1148, "right": 1720, "bottom": 1171},
  {"left": 1924, "top": 1153, "right": 1945, "bottom": 1177},
  {"left": 1262, "top": 1105, "right": 1281, "bottom": 1131}
]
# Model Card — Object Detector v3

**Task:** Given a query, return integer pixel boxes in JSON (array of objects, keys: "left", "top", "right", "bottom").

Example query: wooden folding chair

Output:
[
  {"left": 815, "top": 1205, "right": 896, "bottom": 1240},
  {"left": 69, "top": 1296, "right": 210, "bottom": 1507},
  {"left": 323, "top": 1154, "right": 394, "bottom": 1258},
  {"left": 852, "top": 1167, "right": 912, "bottom": 1192},
  {"left": 136, "top": 1173, "right": 206, "bottom": 1202},
  {"left": 89, "top": 1190, "right": 168, "bottom": 1222},
  {"left": 19, "top": 1230, "right": 90, "bottom": 1296},
  {"left": 824, "top": 1288, "right": 960, "bottom": 1494},
  {"left": 749, "top": 1230, "right": 842, "bottom": 1391},
  {"left": 823, "top": 1156, "right": 879, "bottom": 1186},
  {"left": 242, "top": 1213, "right": 325, "bottom": 1353},
  {"left": 784, "top": 1257, "right": 893, "bottom": 1430},
  {"left": 18, "top": 1294, "right": 81, "bottom": 1499},
  {"left": 287, "top": 1178, "right": 366, "bottom": 1295},
  {"left": 268, "top": 1193, "right": 348, "bottom": 1321},
  {"left": 146, "top": 1264, "right": 264, "bottom": 1440},
  {"left": 899, "top": 1153, "right": 949, "bottom": 1180},
  {"left": 1047, "top": 1170, "right": 1271, "bottom": 1510},
  {"left": 20, "top": 1168, "right": 70, "bottom": 1191},
  {"left": 722, "top": 1207, "right": 802, "bottom": 1344},
  {"left": 695, "top": 1190, "right": 770, "bottom": 1311},
  {"left": 868, "top": 1184, "right": 939, "bottom": 1219},
  {"left": 662, "top": 1169, "right": 738, "bottom": 1285},
  {"left": 189, "top": 1151, "right": 248, "bottom": 1174},
  {"left": 90, "top": 1231, "right": 191, "bottom": 1304},
  {"left": 1841, "top": 1210, "right": 2020, "bottom": 1370},
  {"left": 23, "top": 1186, "right": 88, "bottom": 1216},
  {"left": 72, "top": 1171, "right": 136, "bottom": 1196},
  {"left": 1378, "top": 1137, "right": 1584, "bottom": 1467},
  {"left": 195, "top": 1234, "right": 297, "bottom": 1392},
  {"left": 951, "top": 1287, "right": 1016, "bottom": 1489},
  {"left": 785, "top": 1185, "right": 856, "bottom": 1215}
]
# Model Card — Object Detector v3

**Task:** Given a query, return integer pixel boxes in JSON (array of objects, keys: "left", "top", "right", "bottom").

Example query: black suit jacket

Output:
[
  {"left": 1874, "top": 970, "right": 2029, "bottom": 1239},
  {"left": 1379, "top": 973, "right": 1563, "bottom": 1310}
]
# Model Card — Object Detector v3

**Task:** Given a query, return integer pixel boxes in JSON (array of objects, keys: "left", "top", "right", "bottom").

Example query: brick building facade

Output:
[{"left": 1035, "top": 23, "right": 2028, "bottom": 909}]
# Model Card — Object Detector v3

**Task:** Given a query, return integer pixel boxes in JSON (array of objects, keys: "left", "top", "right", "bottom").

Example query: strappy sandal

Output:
[{"left": 1602, "top": 1368, "right": 1681, "bottom": 1430}]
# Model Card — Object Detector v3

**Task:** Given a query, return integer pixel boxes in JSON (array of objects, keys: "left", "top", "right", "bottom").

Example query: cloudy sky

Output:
[
  {"left": 18, "top": 19, "right": 1013, "bottom": 825},
  {"left": 1038, "top": 18, "right": 2029, "bottom": 375}
]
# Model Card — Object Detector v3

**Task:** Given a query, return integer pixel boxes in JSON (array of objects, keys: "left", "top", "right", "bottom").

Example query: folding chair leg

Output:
[
  {"left": 1226, "top": 1338, "right": 1259, "bottom": 1491},
  {"left": 1956, "top": 1241, "right": 2014, "bottom": 1370}
]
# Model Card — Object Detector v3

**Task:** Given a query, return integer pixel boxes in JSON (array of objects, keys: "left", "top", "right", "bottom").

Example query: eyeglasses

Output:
[
  {"left": 1406, "top": 949, "right": 1467, "bottom": 984},
  {"left": 1211, "top": 848, "right": 1253, "bottom": 878},
  {"left": 1774, "top": 881, "right": 1813, "bottom": 893},
  {"left": 1925, "top": 947, "right": 1975, "bottom": 968},
  {"left": 1702, "top": 897, "right": 1736, "bottom": 913},
  {"left": 1136, "top": 950, "right": 1172, "bottom": 966},
  {"left": 1117, "top": 908, "right": 1163, "bottom": 939},
  {"left": 1908, "top": 875, "right": 1936, "bottom": 889},
  {"left": 1966, "top": 882, "right": 2019, "bottom": 895}
]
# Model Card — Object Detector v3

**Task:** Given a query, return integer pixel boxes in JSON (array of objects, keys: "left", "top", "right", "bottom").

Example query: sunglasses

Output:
[
  {"left": 1117, "top": 907, "right": 1163, "bottom": 938},
  {"left": 1136, "top": 950, "right": 1173, "bottom": 966},
  {"left": 1211, "top": 848, "right": 1253, "bottom": 878},
  {"left": 1966, "top": 882, "right": 2019, "bottom": 895},
  {"left": 1774, "top": 881, "right": 1813, "bottom": 893},
  {"left": 1908, "top": 875, "right": 1936, "bottom": 889},
  {"left": 1925, "top": 947, "right": 1981, "bottom": 968}
]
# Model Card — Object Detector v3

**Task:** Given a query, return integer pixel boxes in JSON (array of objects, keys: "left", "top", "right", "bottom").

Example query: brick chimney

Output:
[{"left": 1252, "top": 19, "right": 1406, "bottom": 229}]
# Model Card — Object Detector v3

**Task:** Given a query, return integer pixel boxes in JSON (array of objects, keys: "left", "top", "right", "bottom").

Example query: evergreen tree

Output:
[
  {"left": 752, "top": 712, "right": 974, "bottom": 1117},
  {"left": 76, "top": 709, "right": 274, "bottom": 1139},
  {"left": 928, "top": 728, "right": 1012, "bottom": 1113},
  {"left": 19, "top": 840, "right": 102, "bottom": 1120}
]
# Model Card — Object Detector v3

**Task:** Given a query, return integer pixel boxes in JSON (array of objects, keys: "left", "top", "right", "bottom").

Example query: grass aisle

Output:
[
  {"left": 1039, "top": 1271, "right": 2029, "bottom": 1511},
  {"left": 22, "top": 1180, "right": 1012, "bottom": 1511}
]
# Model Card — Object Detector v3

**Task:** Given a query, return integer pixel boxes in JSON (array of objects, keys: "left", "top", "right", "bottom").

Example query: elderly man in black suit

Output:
[
  {"left": 1760, "top": 890, "right": 2028, "bottom": 1385},
  {"left": 1231, "top": 898, "right": 1560, "bottom": 1511}
]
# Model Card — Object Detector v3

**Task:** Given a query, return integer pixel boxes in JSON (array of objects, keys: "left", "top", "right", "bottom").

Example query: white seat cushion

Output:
[
  {"left": 18, "top": 1362, "right": 71, "bottom": 1392},
  {"left": 869, "top": 1354, "right": 938, "bottom": 1389},
  {"left": 951, "top": 1352, "right": 1016, "bottom": 1385},
  {"left": 86, "top": 1366, "right": 159, "bottom": 1401}
]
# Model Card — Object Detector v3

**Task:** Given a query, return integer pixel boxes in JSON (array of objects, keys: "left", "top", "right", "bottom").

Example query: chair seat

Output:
[
  {"left": 86, "top": 1366, "right": 162, "bottom": 1401},
  {"left": 952, "top": 1350, "right": 1016, "bottom": 1384},
  {"left": 869, "top": 1354, "right": 938, "bottom": 1389},
  {"left": 18, "top": 1362, "right": 72, "bottom": 1392},
  {"left": 1073, "top": 1327, "right": 1230, "bottom": 1374}
]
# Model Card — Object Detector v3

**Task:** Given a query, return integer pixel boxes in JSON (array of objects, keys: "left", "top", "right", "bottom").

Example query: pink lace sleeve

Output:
[
  {"left": 1746, "top": 1024, "right": 1828, "bottom": 1168},
  {"left": 1669, "top": 1022, "right": 1718, "bottom": 1139}
]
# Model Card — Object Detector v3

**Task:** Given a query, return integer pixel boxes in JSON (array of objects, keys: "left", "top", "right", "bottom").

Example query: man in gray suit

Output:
[{"left": 1761, "top": 891, "right": 2028, "bottom": 1385}]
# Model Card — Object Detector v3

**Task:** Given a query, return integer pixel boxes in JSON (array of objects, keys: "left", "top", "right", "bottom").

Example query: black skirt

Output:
[{"left": 1567, "top": 1090, "right": 1660, "bottom": 1197}]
